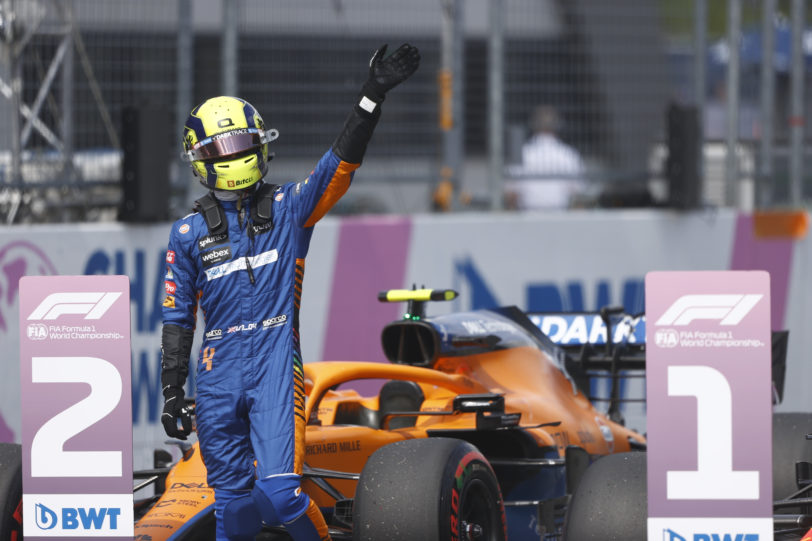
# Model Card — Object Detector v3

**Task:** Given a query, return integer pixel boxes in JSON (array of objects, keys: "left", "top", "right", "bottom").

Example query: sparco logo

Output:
[
  {"left": 263, "top": 314, "right": 287, "bottom": 329},
  {"left": 198, "top": 233, "right": 228, "bottom": 251},
  {"left": 655, "top": 294, "right": 763, "bottom": 326},
  {"left": 200, "top": 246, "right": 232, "bottom": 269},
  {"left": 28, "top": 292, "right": 122, "bottom": 321},
  {"left": 205, "top": 328, "right": 223, "bottom": 340}
]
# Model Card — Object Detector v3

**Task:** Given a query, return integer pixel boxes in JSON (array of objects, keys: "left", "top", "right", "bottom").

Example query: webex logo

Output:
[
  {"left": 27, "top": 292, "right": 122, "bottom": 321},
  {"left": 655, "top": 294, "right": 762, "bottom": 326}
]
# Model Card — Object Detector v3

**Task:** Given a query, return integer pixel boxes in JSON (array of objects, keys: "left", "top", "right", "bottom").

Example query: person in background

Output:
[
  {"left": 158, "top": 43, "right": 420, "bottom": 541},
  {"left": 506, "top": 104, "right": 587, "bottom": 210}
]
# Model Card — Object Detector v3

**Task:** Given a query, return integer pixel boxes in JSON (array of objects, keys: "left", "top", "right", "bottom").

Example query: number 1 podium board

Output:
[
  {"left": 19, "top": 275, "right": 134, "bottom": 539},
  {"left": 646, "top": 271, "right": 773, "bottom": 540}
]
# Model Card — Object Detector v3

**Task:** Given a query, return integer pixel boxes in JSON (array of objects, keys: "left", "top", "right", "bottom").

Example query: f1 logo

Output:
[
  {"left": 655, "top": 294, "right": 763, "bottom": 326},
  {"left": 27, "top": 292, "right": 122, "bottom": 321}
]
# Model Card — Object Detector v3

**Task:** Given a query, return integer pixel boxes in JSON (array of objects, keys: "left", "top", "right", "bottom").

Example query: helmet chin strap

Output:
[
  {"left": 213, "top": 184, "right": 258, "bottom": 201},
  {"left": 213, "top": 190, "right": 241, "bottom": 201}
]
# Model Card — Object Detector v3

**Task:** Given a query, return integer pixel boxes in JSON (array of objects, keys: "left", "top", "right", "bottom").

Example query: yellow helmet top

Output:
[{"left": 182, "top": 96, "right": 279, "bottom": 191}]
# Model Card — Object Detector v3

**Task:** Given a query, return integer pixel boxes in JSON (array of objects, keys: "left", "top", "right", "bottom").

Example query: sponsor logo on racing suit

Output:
[{"left": 200, "top": 247, "right": 232, "bottom": 269}]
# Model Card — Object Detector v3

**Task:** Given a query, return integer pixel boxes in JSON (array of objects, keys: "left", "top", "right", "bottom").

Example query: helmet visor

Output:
[{"left": 185, "top": 128, "right": 279, "bottom": 162}]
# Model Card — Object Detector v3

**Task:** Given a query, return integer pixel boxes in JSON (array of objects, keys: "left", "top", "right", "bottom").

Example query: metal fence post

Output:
[
  {"left": 693, "top": 0, "right": 707, "bottom": 197},
  {"left": 60, "top": 1, "right": 74, "bottom": 182},
  {"left": 488, "top": 0, "right": 504, "bottom": 211},
  {"left": 789, "top": 0, "right": 805, "bottom": 206},
  {"left": 725, "top": 0, "right": 741, "bottom": 208},
  {"left": 222, "top": 0, "right": 238, "bottom": 98},
  {"left": 438, "top": 0, "right": 464, "bottom": 211},
  {"left": 174, "top": 0, "right": 193, "bottom": 216},
  {"left": 758, "top": 0, "right": 775, "bottom": 209}
]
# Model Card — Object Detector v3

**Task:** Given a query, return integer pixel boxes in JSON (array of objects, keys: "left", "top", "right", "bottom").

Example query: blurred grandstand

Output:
[{"left": 0, "top": 0, "right": 808, "bottom": 223}]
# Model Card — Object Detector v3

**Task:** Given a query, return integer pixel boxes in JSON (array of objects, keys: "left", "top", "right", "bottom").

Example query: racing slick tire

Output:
[
  {"left": 773, "top": 412, "right": 812, "bottom": 505},
  {"left": 0, "top": 443, "right": 22, "bottom": 540},
  {"left": 562, "top": 451, "right": 646, "bottom": 541},
  {"left": 353, "top": 437, "right": 506, "bottom": 541}
]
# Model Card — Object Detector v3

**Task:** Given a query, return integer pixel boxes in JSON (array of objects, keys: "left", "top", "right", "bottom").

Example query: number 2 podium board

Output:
[
  {"left": 19, "top": 275, "right": 134, "bottom": 539},
  {"left": 646, "top": 271, "right": 772, "bottom": 541}
]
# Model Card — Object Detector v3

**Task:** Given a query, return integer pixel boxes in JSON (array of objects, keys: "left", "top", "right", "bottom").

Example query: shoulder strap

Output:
[
  {"left": 193, "top": 192, "right": 228, "bottom": 236},
  {"left": 251, "top": 183, "right": 278, "bottom": 226}
]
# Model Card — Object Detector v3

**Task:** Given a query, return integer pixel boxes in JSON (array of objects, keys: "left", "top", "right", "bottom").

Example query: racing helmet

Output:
[{"left": 181, "top": 96, "right": 279, "bottom": 191}]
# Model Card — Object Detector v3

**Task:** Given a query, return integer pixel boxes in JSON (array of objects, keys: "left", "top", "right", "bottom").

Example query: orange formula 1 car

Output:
[{"left": 0, "top": 288, "right": 648, "bottom": 541}]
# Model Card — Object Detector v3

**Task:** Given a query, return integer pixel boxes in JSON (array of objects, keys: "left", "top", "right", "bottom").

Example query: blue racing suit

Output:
[
  {"left": 161, "top": 149, "right": 361, "bottom": 540},
  {"left": 161, "top": 42, "right": 420, "bottom": 540}
]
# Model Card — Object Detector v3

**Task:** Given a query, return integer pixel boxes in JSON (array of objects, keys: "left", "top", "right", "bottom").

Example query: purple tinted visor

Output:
[{"left": 184, "top": 128, "right": 279, "bottom": 162}]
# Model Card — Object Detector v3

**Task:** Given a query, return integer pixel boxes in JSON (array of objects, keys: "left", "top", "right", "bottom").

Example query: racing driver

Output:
[{"left": 159, "top": 43, "right": 420, "bottom": 541}]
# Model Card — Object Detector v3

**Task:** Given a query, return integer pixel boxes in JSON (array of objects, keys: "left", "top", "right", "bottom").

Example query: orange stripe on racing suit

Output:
[{"left": 303, "top": 160, "right": 359, "bottom": 227}]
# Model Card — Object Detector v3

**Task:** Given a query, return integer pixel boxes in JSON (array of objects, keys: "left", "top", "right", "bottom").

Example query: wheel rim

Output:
[{"left": 460, "top": 478, "right": 499, "bottom": 541}]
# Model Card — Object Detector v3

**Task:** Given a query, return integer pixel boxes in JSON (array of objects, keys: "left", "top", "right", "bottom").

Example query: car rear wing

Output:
[
  {"left": 527, "top": 307, "right": 790, "bottom": 406},
  {"left": 527, "top": 307, "right": 646, "bottom": 370}
]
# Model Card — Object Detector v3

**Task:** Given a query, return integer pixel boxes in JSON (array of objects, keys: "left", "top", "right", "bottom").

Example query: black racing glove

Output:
[
  {"left": 333, "top": 43, "right": 420, "bottom": 164},
  {"left": 359, "top": 43, "right": 421, "bottom": 109},
  {"left": 161, "top": 385, "right": 192, "bottom": 440}
]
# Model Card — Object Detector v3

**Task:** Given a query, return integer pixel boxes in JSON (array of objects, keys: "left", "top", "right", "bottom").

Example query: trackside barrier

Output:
[{"left": 1, "top": 208, "right": 811, "bottom": 473}]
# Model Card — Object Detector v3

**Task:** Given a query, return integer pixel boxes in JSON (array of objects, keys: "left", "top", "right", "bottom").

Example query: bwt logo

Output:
[
  {"left": 27, "top": 292, "right": 122, "bottom": 321},
  {"left": 655, "top": 294, "right": 762, "bottom": 326},
  {"left": 663, "top": 530, "right": 758, "bottom": 541},
  {"left": 35, "top": 503, "right": 122, "bottom": 531}
]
